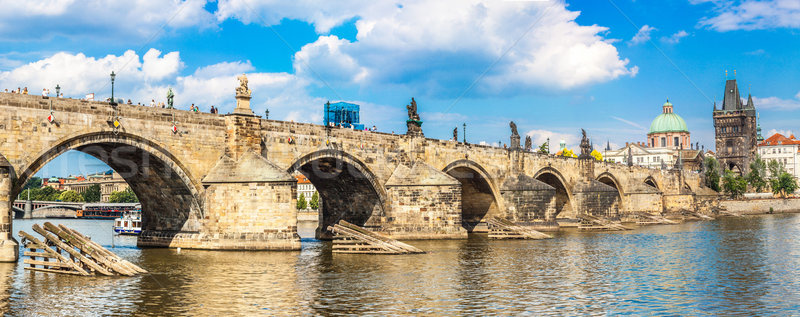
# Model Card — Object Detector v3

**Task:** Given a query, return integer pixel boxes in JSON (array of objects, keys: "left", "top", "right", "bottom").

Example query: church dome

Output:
[{"left": 649, "top": 100, "right": 688, "bottom": 134}]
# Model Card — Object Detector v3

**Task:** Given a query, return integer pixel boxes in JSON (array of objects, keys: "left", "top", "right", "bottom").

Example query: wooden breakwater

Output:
[
  {"left": 19, "top": 222, "right": 147, "bottom": 276},
  {"left": 328, "top": 220, "right": 425, "bottom": 254},
  {"left": 486, "top": 217, "right": 552, "bottom": 239}
]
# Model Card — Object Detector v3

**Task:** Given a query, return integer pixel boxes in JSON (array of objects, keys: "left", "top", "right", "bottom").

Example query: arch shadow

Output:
[
  {"left": 288, "top": 149, "right": 387, "bottom": 239},
  {"left": 533, "top": 167, "right": 574, "bottom": 220},
  {"left": 644, "top": 175, "right": 660, "bottom": 191},
  {"left": 11, "top": 131, "right": 203, "bottom": 236},
  {"left": 443, "top": 159, "right": 503, "bottom": 231}
]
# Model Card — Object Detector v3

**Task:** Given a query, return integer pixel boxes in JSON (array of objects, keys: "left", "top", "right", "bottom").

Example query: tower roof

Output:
[
  {"left": 649, "top": 100, "right": 688, "bottom": 134},
  {"left": 722, "top": 79, "right": 744, "bottom": 111}
]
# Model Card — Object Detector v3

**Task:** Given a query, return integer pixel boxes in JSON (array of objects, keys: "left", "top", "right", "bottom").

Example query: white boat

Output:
[{"left": 114, "top": 210, "right": 142, "bottom": 235}]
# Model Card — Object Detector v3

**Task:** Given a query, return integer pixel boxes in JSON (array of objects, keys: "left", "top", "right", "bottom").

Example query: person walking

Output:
[
  {"left": 150, "top": 99, "right": 156, "bottom": 107},
  {"left": 42, "top": 88, "right": 48, "bottom": 97}
]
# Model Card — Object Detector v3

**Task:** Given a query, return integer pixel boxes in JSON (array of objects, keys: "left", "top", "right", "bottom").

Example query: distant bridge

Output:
[{"left": 11, "top": 200, "right": 83, "bottom": 219}]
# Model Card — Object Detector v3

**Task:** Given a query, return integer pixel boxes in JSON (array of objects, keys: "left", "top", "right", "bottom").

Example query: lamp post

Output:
[
  {"left": 462, "top": 123, "right": 466, "bottom": 144},
  {"left": 55, "top": 84, "right": 60, "bottom": 98},
  {"left": 265, "top": 108, "right": 269, "bottom": 120},
  {"left": 110, "top": 71, "right": 116, "bottom": 104}
]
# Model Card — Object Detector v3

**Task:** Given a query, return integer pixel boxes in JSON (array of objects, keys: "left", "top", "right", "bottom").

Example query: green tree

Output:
[
  {"left": 23, "top": 177, "right": 42, "bottom": 190},
  {"left": 81, "top": 184, "right": 102, "bottom": 203},
  {"left": 297, "top": 193, "right": 307, "bottom": 210},
  {"left": 538, "top": 142, "right": 549, "bottom": 154},
  {"left": 704, "top": 157, "right": 721, "bottom": 192},
  {"left": 746, "top": 155, "right": 768, "bottom": 192},
  {"left": 309, "top": 191, "right": 320, "bottom": 210},
  {"left": 108, "top": 188, "right": 138, "bottom": 203},
  {"left": 768, "top": 159, "right": 786, "bottom": 179},
  {"left": 58, "top": 190, "right": 84, "bottom": 202},
  {"left": 771, "top": 171, "right": 798, "bottom": 198},
  {"left": 722, "top": 170, "right": 747, "bottom": 198}
]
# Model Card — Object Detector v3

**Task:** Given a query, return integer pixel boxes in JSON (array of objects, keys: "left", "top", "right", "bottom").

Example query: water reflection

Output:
[{"left": 7, "top": 215, "right": 800, "bottom": 315}]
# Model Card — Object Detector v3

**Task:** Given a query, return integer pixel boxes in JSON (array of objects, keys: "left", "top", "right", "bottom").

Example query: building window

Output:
[
  {"left": 660, "top": 137, "right": 666, "bottom": 147},
  {"left": 674, "top": 137, "right": 679, "bottom": 148}
]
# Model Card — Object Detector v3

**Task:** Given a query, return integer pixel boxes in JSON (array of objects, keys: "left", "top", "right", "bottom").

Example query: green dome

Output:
[{"left": 649, "top": 100, "right": 688, "bottom": 134}]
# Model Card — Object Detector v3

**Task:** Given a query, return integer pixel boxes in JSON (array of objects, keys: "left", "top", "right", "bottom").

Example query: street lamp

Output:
[
  {"left": 55, "top": 84, "right": 60, "bottom": 97},
  {"left": 110, "top": 71, "right": 116, "bottom": 104},
  {"left": 265, "top": 108, "right": 270, "bottom": 119},
  {"left": 462, "top": 123, "right": 466, "bottom": 144}
]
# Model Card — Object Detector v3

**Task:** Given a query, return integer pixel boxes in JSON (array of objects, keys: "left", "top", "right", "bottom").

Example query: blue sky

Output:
[{"left": 1, "top": 0, "right": 798, "bottom": 177}]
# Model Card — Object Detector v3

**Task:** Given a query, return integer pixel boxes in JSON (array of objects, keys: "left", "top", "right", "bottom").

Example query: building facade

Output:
[
  {"left": 758, "top": 133, "right": 800, "bottom": 179},
  {"left": 713, "top": 79, "right": 758, "bottom": 174},
  {"left": 605, "top": 99, "right": 702, "bottom": 171},
  {"left": 648, "top": 100, "right": 691, "bottom": 149},
  {"left": 42, "top": 170, "right": 129, "bottom": 202},
  {"left": 295, "top": 173, "right": 320, "bottom": 210}
]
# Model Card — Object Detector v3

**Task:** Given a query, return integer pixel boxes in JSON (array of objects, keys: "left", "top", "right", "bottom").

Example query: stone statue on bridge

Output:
[
  {"left": 509, "top": 121, "right": 521, "bottom": 150},
  {"left": 453, "top": 127, "right": 458, "bottom": 141},
  {"left": 405, "top": 97, "right": 423, "bottom": 136},
  {"left": 166, "top": 88, "right": 174, "bottom": 109},
  {"left": 236, "top": 73, "right": 252, "bottom": 97},
  {"left": 524, "top": 135, "right": 532, "bottom": 151},
  {"left": 578, "top": 129, "right": 591, "bottom": 159}
]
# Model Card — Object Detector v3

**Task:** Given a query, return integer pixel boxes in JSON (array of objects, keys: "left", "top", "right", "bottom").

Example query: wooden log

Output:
[
  {"left": 31, "top": 224, "right": 112, "bottom": 276},
  {"left": 61, "top": 225, "right": 147, "bottom": 274},
  {"left": 486, "top": 217, "right": 553, "bottom": 239},
  {"left": 44, "top": 222, "right": 135, "bottom": 276},
  {"left": 23, "top": 251, "right": 53, "bottom": 258},
  {"left": 329, "top": 225, "right": 406, "bottom": 253},
  {"left": 23, "top": 267, "right": 86, "bottom": 275},
  {"left": 24, "top": 259, "right": 71, "bottom": 268},
  {"left": 18, "top": 231, "right": 89, "bottom": 276}
]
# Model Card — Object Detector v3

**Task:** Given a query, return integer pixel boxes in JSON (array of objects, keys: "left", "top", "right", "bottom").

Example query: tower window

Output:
[
  {"left": 660, "top": 137, "right": 666, "bottom": 147},
  {"left": 674, "top": 137, "right": 680, "bottom": 148}
]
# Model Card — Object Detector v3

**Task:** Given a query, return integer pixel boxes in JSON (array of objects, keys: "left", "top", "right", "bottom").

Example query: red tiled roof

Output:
[
  {"left": 759, "top": 133, "right": 800, "bottom": 146},
  {"left": 295, "top": 174, "right": 311, "bottom": 184}
]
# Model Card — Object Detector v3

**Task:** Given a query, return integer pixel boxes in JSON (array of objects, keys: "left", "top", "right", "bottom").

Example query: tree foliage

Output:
[
  {"left": 704, "top": 157, "right": 720, "bottom": 192},
  {"left": 560, "top": 148, "right": 576, "bottom": 158},
  {"left": 590, "top": 149, "right": 603, "bottom": 161},
  {"left": 722, "top": 170, "right": 747, "bottom": 198},
  {"left": 24, "top": 177, "right": 42, "bottom": 190},
  {"left": 109, "top": 188, "right": 138, "bottom": 203},
  {"left": 771, "top": 171, "right": 798, "bottom": 198},
  {"left": 20, "top": 186, "right": 62, "bottom": 201},
  {"left": 81, "top": 184, "right": 102, "bottom": 203},
  {"left": 58, "top": 190, "right": 84, "bottom": 202},
  {"left": 538, "top": 142, "right": 549, "bottom": 154},
  {"left": 297, "top": 193, "right": 307, "bottom": 210},
  {"left": 768, "top": 160, "right": 785, "bottom": 179},
  {"left": 746, "top": 155, "right": 768, "bottom": 192},
  {"left": 309, "top": 191, "right": 320, "bottom": 210}
]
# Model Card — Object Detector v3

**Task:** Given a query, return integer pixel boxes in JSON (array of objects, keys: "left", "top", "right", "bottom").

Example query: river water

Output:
[{"left": 2, "top": 214, "right": 800, "bottom": 316}]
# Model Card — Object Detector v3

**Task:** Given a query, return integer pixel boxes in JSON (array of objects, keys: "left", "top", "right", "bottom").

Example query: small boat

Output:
[{"left": 113, "top": 210, "right": 142, "bottom": 235}]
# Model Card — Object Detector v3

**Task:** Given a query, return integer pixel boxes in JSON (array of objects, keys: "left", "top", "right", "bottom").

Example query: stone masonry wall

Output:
[{"left": 384, "top": 184, "right": 466, "bottom": 239}]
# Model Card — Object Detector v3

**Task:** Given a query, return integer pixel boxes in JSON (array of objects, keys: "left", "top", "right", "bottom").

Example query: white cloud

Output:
[
  {"left": 629, "top": 25, "right": 656, "bottom": 46},
  {"left": 754, "top": 92, "right": 800, "bottom": 111},
  {"left": 660, "top": 30, "right": 689, "bottom": 44},
  {"left": 525, "top": 129, "right": 578, "bottom": 153},
  {"left": 0, "top": 49, "right": 329, "bottom": 124},
  {"left": 696, "top": 0, "right": 800, "bottom": 31},
  {"left": 767, "top": 129, "right": 794, "bottom": 138},
  {"left": 219, "top": 0, "right": 636, "bottom": 94},
  {"left": 0, "top": 0, "right": 216, "bottom": 41}
]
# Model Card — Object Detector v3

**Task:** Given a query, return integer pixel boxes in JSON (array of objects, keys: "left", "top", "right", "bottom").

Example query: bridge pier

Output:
[
  {"left": 0, "top": 163, "right": 18, "bottom": 262},
  {"left": 23, "top": 200, "right": 32, "bottom": 219}
]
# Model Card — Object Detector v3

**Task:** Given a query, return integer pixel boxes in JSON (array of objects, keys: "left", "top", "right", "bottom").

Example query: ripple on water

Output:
[{"left": 4, "top": 215, "right": 800, "bottom": 315}]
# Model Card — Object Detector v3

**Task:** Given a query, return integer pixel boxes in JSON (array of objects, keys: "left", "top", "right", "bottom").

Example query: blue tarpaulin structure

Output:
[{"left": 324, "top": 102, "right": 364, "bottom": 130}]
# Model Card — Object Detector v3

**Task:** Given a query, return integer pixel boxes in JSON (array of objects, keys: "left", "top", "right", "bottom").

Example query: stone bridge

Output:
[{"left": 0, "top": 90, "right": 718, "bottom": 261}]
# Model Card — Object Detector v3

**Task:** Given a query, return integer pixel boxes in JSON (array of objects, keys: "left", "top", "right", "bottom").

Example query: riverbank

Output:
[{"left": 720, "top": 197, "right": 800, "bottom": 215}]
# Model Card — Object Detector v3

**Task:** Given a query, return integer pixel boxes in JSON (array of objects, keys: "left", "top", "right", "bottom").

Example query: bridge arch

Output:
[
  {"left": 288, "top": 149, "right": 387, "bottom": 239},
  {"left": 597, "top": 172, "right": 624, "bottom": 210},
  {"left": 443, "top": 159, "right": 503, "bottom": 231},
  {"left": 533, "top": 167, "right": 573, "bottom": 220},
  {"left": 12, "top": 131, "right": 204, "bottom": 235},
  {"left": 644, "top": 176, "right": 660, "bottom": 190}
]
